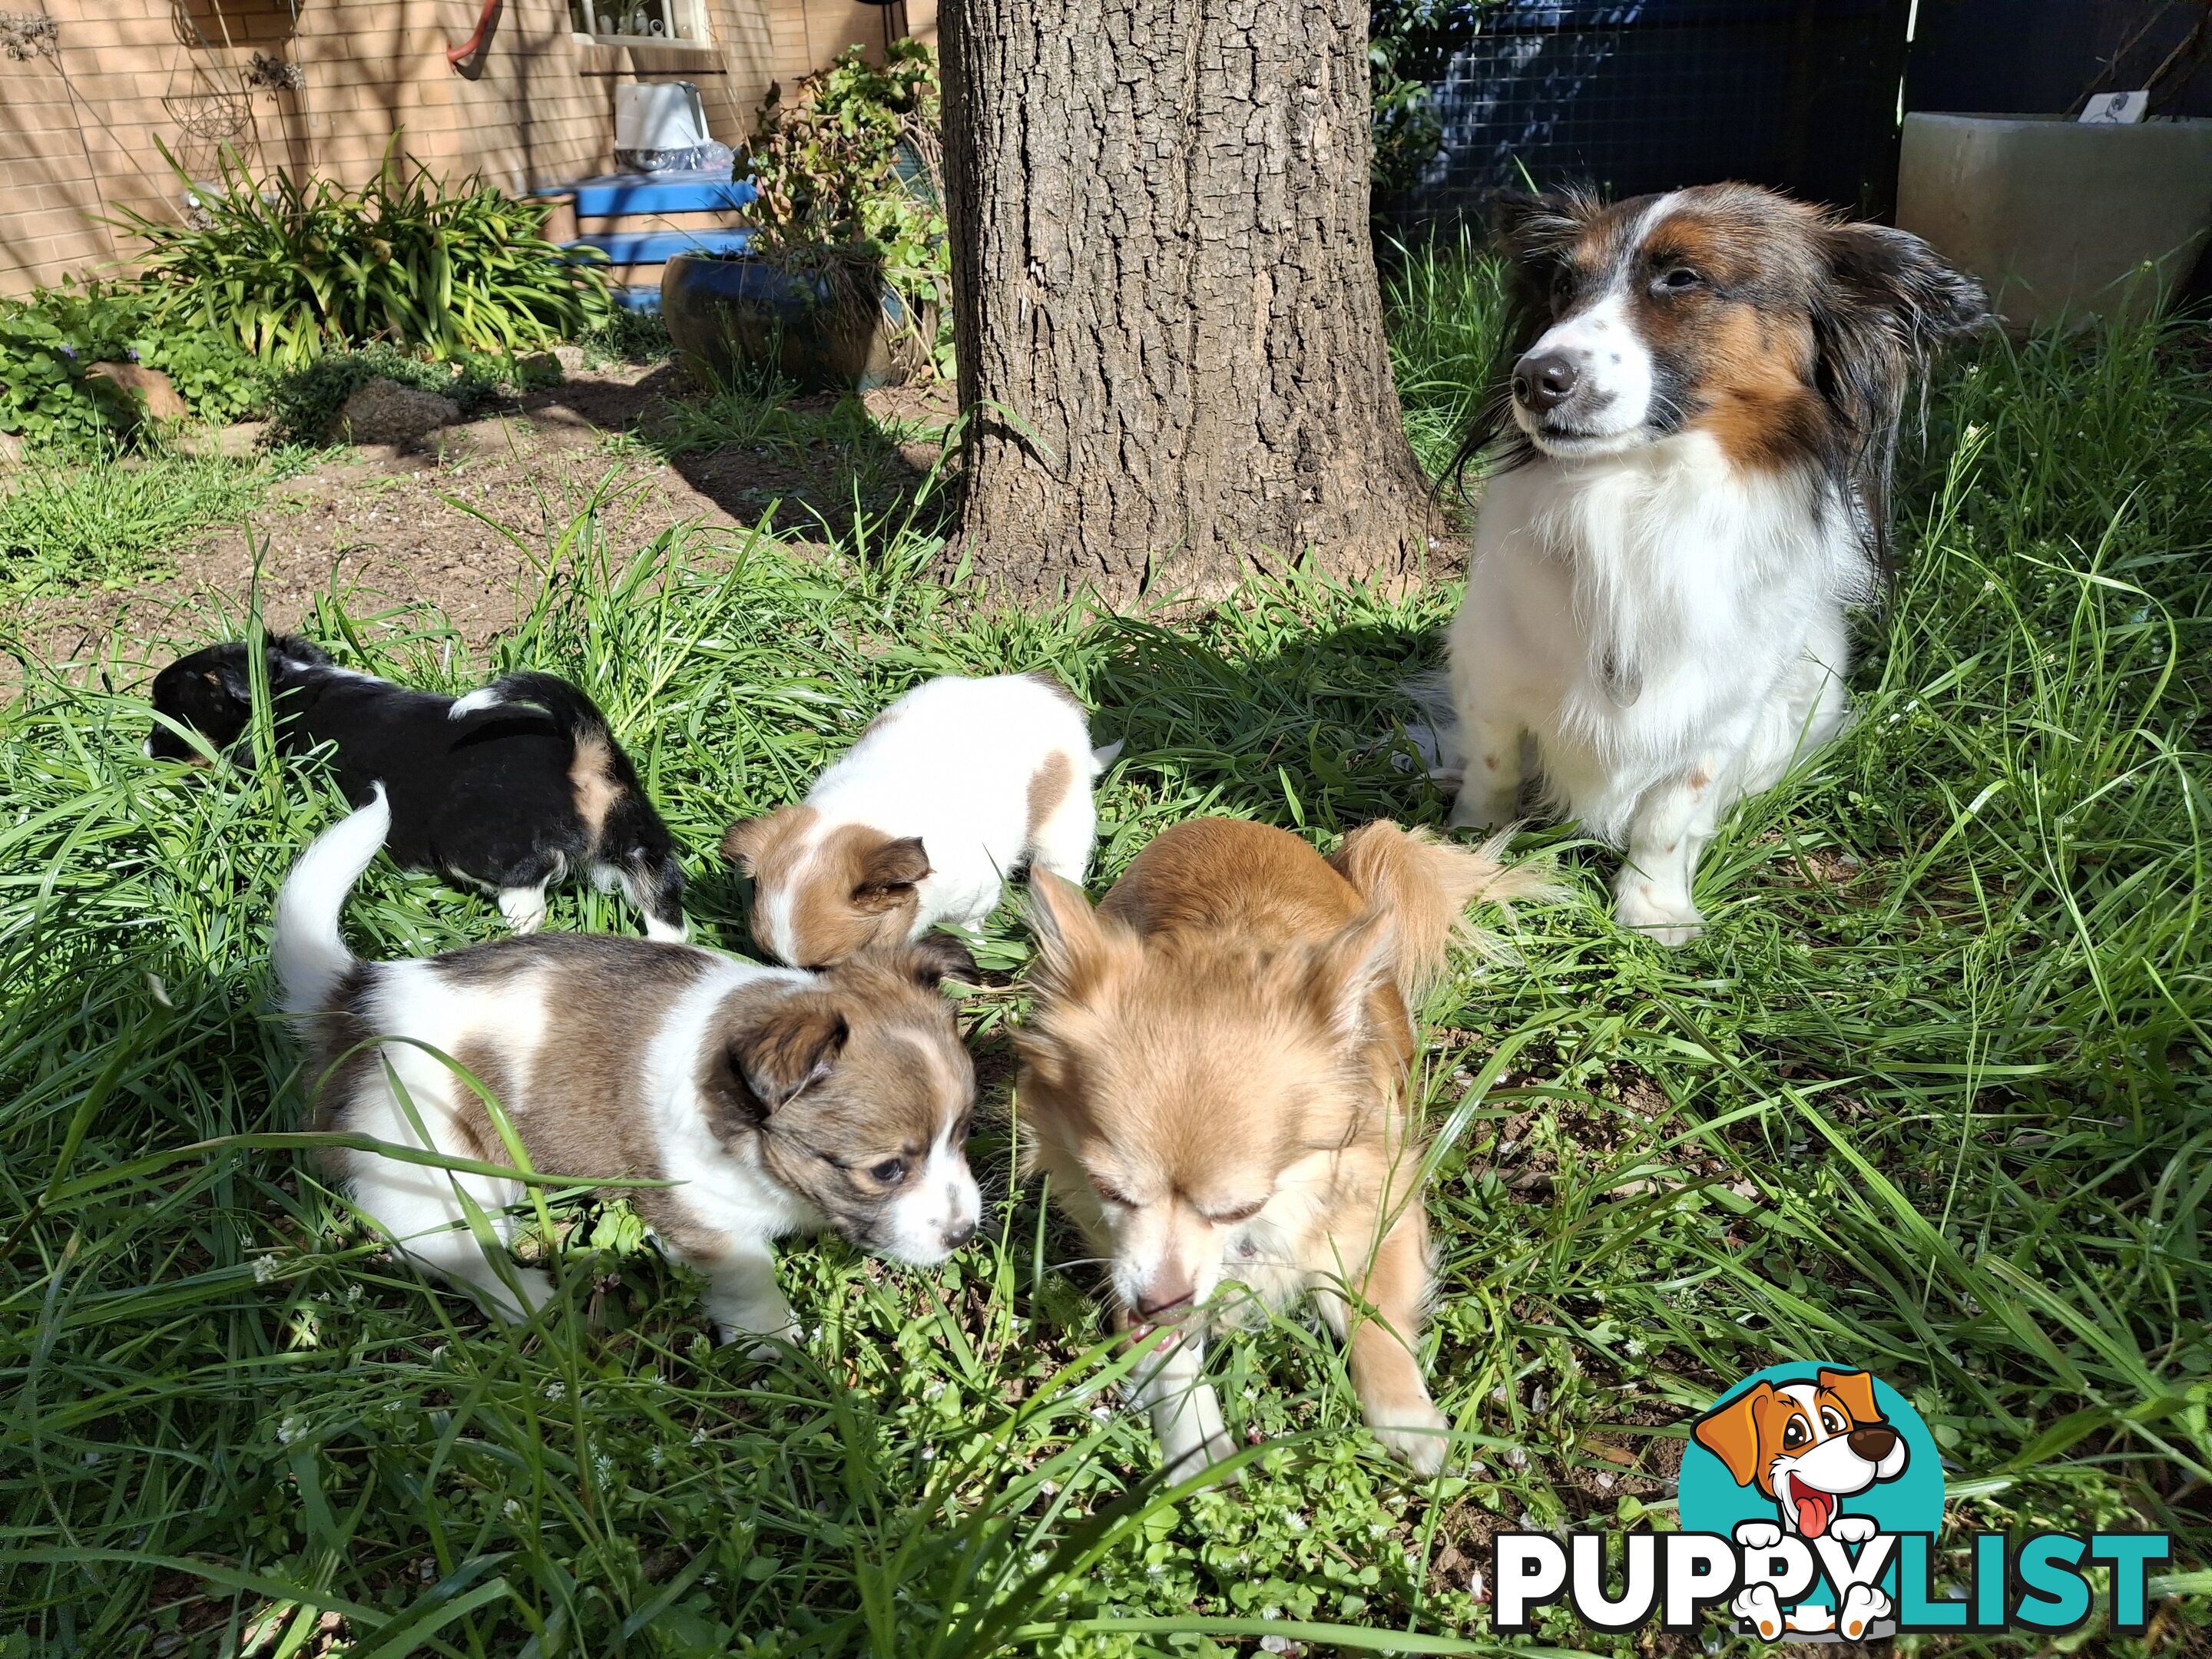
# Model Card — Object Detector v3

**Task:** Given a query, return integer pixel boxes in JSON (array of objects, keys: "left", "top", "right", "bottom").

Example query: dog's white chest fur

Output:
[{"left": 1447, "top": 434, "right": 1866, "bottom": 942}]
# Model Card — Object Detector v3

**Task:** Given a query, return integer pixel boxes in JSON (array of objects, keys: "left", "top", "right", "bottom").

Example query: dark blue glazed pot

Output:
[{"left": 660, "top": 253, "right": 933, "bottom": 391}]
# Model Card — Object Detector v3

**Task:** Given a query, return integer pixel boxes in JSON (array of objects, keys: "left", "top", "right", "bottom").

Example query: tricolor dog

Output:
[
  {"left": 273, "top": 787, "right": 981, "bottom": 1341},
  {"left": 1694, "top": 1367, "right": 1910, "bottom": 1637},
  {"left": 150, "top": 636, "right": 687, "bottom": 940},
  {"left": 723, "top": 672, "right": 1113, "bottom": 968},
  {"left": 1440, "top": 184, "right": 1985, "bottom": 942}
]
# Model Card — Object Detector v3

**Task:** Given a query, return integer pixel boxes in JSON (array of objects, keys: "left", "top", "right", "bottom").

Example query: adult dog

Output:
[{"left": 1442, "top": 184, "right": 1985, "bottom": 942}]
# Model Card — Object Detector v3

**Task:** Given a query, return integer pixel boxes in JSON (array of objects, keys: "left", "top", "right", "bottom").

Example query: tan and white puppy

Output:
[
  {"left": 723, "top": 673, "right": 1112, "bottom": 969},
  {"left": 1016, "top": 817, "right": 1556, "bottom": 1478},
  {"left": 274, "top": 788, "right": 981, "bottom": 1339}
]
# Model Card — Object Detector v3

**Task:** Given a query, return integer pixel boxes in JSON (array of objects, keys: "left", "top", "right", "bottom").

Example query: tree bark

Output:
[{"left": 939, "top": 0, "right": 1443, "bottom": 606}]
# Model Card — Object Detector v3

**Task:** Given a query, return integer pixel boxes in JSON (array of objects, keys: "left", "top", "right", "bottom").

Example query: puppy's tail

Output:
[
  {"left": 1330, "top": 820, "right": 1563, "bottom": 1001},
  {"left": 449, "top": 671, "right": 613, "bottom": 746},
  {"left": 273, "top": 785, "right": 389, "bottom": 1014}
]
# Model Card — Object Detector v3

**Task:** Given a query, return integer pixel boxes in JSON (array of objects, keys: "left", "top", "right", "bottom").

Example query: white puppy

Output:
[
  {"left": 275, "top": 788, "right": 982, "bottom": 1337},
  {"left": 1442, "top": 184, "right": 1983, "bottom": 942},
  {"left": 722, "top": 672, "right": 1114, "bottom": 967}
]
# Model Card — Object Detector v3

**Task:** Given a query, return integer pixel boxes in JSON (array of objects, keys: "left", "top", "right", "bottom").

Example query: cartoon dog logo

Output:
[{"left": 1692, "top": 1368, "right": 1910, "bottom": 1639}]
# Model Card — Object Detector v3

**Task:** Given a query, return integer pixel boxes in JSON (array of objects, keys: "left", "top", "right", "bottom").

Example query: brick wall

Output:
[{"left": 0, "top": 0, "right": 804, "bottom": 295}]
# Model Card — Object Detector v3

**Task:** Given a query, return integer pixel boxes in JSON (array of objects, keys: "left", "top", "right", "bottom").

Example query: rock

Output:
[
  {"left": 332, "top": 379, "right": 461, "bottom": 445},
  {"left": 174, "top": 420, "right": 269, "bottom": 460},
  {"left": 515, "top": 350, "right": 565, "bottom": 388},
  {"left": 553, "top": 343, "right": 589, "bottom": 375},
  {"left": 85, "top": 362, "right": 188, "bottom": 421},
  {"left": 0, "top": 431, "right": 21, "bottom": 467}
]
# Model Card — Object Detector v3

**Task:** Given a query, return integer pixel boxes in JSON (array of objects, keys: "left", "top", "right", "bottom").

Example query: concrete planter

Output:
[
  {"left": 1898, "top": 113, "right": 2212, "bottom": 330},
  {"left": 661, "top": 253, "right": 934, "bottom": 392}
]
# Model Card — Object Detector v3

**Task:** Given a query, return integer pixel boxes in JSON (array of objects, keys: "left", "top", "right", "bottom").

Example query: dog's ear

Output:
[
  {"left": 1816, "top": 1369, "right": 1883, "bottom": 1426},
  {"left": 726, "top": 998, "right": 849, "bottom": 1117},
  {"left": 901, "top": 931, "right": 978, "bottom": 987},
  {"left": 1821, "top": 222, "right": 1988, "bottom": 350},
  {"left": 1694, "top": 1382, "right": 1773, "bottom": 1488},
  {"left": 1025, "top": 869, "right": 1137, "bottom": 1004},
  {"left": 720, "top": 816, "right": 769, "bottom": 873},
  {"left": 853, "top": 835, "right": 930, "bottom": 911},
  {"left": 1301, "top": 909, "right": 1399, "bottom": 1044}
]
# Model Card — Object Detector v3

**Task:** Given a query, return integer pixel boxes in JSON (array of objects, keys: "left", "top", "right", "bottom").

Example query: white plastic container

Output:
[{"left": 614, "top": 81, "right": 709, "bottom": 154}]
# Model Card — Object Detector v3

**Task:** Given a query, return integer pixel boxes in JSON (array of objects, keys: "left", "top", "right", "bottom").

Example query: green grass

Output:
[
  {"left": 0, "top": 445, "right": 307, "bottom": 593},
  {"left": 2, "top": 257, "right": 2209, "bottom": 1657}
]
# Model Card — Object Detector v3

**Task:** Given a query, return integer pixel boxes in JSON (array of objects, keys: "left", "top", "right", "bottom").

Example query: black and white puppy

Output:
[
  {"left": 150, "top": 635, "right": 686, "bottom": 939},
  {"left": 274, "top": 789, "right": 982, "bottom": 1336},
  {"left": 1442, "top": 184, "right": 1986, "bottom": 942}
]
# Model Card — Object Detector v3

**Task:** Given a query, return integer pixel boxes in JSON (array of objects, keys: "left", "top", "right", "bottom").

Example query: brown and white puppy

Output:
[
  {"left": 723, "top": 672, "right": 1112, "bottom": 968},
  {"left": 273, "top": 788, "right": 981, "bottom": 1339},
  {"left": 1441, "top": 184, "right": 1986, "bottom": 943},
  {"left": 1015, "top": 816, "right": 1556, "bottom": 1478}
]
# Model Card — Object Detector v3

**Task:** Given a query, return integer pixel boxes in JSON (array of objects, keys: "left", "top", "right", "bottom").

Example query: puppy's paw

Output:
[
  {"left": 498, "top": 886, "right": 548, "bottom": 935},
  {"left": 1785, "top": 1601, "right": 1836, "bottom": 1634},
  {"left": 1614, "top": 882, "right": 1702, "bottom": 946},
  {"left": 1449, "top": 785, "right": 1517, "bottom": 834},
  {"left": 1733, "top": 1519, "right": 1785, "bottom": 1551},
  {"left": 1839, "top": 1582, "right": 1892, "bottom": 1640},
  {"left": 714, "top": 1316, "right": 800, "bottom": 1357},
  {"left": 1369, "top": 1401, "right": 1452, "bottom": 1477},
  {"left": 1732, "top": 1584, "right": 1785, "bottom": 1641},
  {"left": 1828, "top": 1514, "right": 1878, "bottom": 1546}
]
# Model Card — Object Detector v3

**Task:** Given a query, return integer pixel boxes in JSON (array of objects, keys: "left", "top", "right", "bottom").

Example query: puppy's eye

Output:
[
  {"left": 1782, "top": 1418, "right": 1807, "bottom": 1449},
  {"left": 1654, "top": 267, "right": 1702, "bottom": 294},
  {"left": 869, "top": 1159, "right": 907, "bottom": 1185},
  {"left": 1093, "top": 1181, "right": 1134, "bottom": 1208},
  {"left": 1209, "top": 1200, "right": 1267, "bottom": 1226},
  {"left": 1821, "top": 1408, "right": 1847, "bottom": 1435},
  {"left": 1548, "top": 267, "right": 1576, "bottom": 310}
]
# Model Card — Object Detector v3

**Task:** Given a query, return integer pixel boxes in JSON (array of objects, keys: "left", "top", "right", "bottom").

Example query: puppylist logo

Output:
[{"left": 1491, "top": 1363, "right": 2171, "bottom": 1641}]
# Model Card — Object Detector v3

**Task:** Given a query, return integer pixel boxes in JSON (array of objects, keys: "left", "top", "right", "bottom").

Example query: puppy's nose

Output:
[
  {"left": 1134, "top": 1286, "right": 1194, "bottom": 1323},
  {"left": 1847, "top": 1425, "right": 1897, "bottom": 1462},
  {"left": 939, "top": 1219, "right": 976, "bottom": 1252},
  {"left": 1512, "top": 349, "right": 1580, "bottom": 412}
]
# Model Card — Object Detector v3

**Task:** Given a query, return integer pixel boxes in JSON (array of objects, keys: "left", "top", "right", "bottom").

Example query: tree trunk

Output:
[{"left": 939, "top": 0, "right": 1442, "bottom": 606}]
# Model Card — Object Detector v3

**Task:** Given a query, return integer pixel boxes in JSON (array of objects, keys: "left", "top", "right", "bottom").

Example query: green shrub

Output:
[
  {"left": 262, "top": 343, "right": 515, "bottom": 447},
  {"left": 0, "top": 283, "right": 263, "bottom": 449},
  {"left": 745, "top": 40, "right": 949, "bottom": 352},
  {"left": 1369, "top": 2, "right": 1500, "bottom": 207},
  {"left": 118, "top": 144, "right": 612, "bottom": 371}
]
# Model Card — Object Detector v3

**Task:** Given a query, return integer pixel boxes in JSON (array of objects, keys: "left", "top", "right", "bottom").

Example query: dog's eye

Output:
[
  {"left": 1821, "top": 1408, "right": 1847, "bottom": 1435},
  {"left": 1548, "top": 267, "right": 1576, "bottom": 310},
  {"left": 1093, "top": 1181, "right": 1134, "bottom": 1208},
  {"left": 1654, "top": 266, "right": 1702, "bottom": 294},
  {"left": 1208, "top": 1200, "right": 1267, "bottom": 1225},
  {"left": 869, "top": 1158, "right": 907, "bottom": 1185},
  {"left": 1782, "top": 1418, "right": 1807, "bottom": 1448}
]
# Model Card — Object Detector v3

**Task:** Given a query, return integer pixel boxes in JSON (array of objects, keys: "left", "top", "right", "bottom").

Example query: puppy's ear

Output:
[
  {"left": 1816, "top": 1368, "right": 1884, "bottom": 1427},
  {"left": 1489, "top": 187, "right": 1588, "bottom": 260},
  {"left": 1693, "top": 1382, "right": 1772, "bottom": 1488},
  {"left": 726, "top": 998, "right": 849, "bottom": 1117},
  {"left": 720, "top": 816, "right": 768, "bottom": 872},
  {"left": 852, "top": 835, "right": 930, "bottom": 910},
  {"left": 1300, "top": 909, "right": 1399, "bottom": 1044},
  {"left": 1822, "top": 223, "right": 1988, "bottom": 349},
  {"left": 902, "top": 931, "right": 978, "bottom": 987}
]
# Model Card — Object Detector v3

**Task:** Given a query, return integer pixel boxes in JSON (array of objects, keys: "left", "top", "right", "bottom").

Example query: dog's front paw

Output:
[
  {"left": 1614, "top": 882, "right": 1702, "bottom": 946},
  {"left": 1160, "top": 1428, "right": 1242, "bottom": 1485},
  {"left": 713, "top": 1314, "right": 800, "bottom": 1358},
  {"left": 1449, "top": 783, "right": 1518, "bottom": 834},
  {"left": 1369, "top": 1401, "right": 1452, "bottom": 1476},
  {"left": 1839, "top": 1582, "right": 1892, "bottom": 1640},
  {"left": 1732, "top": 1584, "right": 1785, "bottom": 1641},
  {"left": 1828, "top": 1514, "right": 1878, "bottom": 1546},
  {"left": 1733, "top": 1519, "right": 1785, "bottom": 1551}
]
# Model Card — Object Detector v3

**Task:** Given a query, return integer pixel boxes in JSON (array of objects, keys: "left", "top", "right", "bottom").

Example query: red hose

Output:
[{"left": 448, "top": 0, "right": 504, "bottom": 68}]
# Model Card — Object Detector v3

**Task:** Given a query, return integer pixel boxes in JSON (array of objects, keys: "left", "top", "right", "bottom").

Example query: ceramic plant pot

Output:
[{"left": 660, "top": 252, "right": 934, "bottom": 391}]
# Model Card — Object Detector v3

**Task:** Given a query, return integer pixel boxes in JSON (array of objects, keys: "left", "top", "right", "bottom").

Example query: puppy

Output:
[
  {"left": 273, "top": 787, "right": 981, "bottom": 1338},
  {"left": 1442, "top": 184, "right": 1986, "bottom": 942},
  {"left": 722, "top": 672, "right": 1112, "bottom": 967},
  {"left": 1015, "top": 816, "right": 1555, "bottom": 1478},
  {"left": 151, "top": 635, "right": 686, "bottom": 939},
  {"left": 1694, "top": 1369, "right": 1909, "bottom": 1639}
]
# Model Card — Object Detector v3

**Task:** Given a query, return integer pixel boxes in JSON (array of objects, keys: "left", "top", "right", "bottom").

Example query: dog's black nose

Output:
[
  {"left": 1512, "top": 349, "right": 1580, "bottom": 412},
  {"left": 940, "top": 1220, "right": 977, "bottom": 1251},
  {"left": 1848, "top": 1425, "right": 1898, "bottom": 1462}
]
